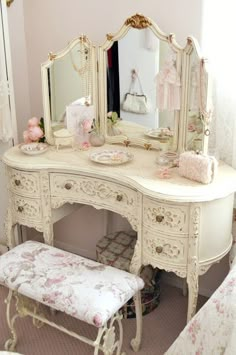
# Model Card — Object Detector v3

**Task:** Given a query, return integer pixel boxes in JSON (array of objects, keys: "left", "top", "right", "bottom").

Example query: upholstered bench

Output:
[{"left": 0, "top": 241, "right": 144, "bottom": 354}]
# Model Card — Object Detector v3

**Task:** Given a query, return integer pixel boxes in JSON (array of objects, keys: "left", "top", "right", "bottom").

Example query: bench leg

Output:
[
  {"left": 130, "top": 291, "right": 142, "bottom": 352},
  {"left": 4, "top": 289, "right": 18, "bottom": 351},
  {"left": 94, "top": 312, "right": 125, "bottom": 355}
]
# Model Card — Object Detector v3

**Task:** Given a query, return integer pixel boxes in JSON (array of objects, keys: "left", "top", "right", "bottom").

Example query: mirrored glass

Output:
[
  {"left": 105, "top": 28, "right": 178, "bottom": 148},
  {"left": 186, "top": 48, "right": 204, "bottom": 151}
]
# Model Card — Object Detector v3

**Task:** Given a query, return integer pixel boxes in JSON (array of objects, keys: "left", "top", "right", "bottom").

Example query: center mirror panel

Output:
[
  {"left": 41, "top": 36, "right": 97, "bottom": 145},
  {"left": 98, "top": 14, "right": 183, "bottom": 151}
]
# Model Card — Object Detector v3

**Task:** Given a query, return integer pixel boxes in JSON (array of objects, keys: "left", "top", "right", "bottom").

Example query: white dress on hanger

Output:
[{"left": 155, "top": 57, "right": 181, "bottom": 111}]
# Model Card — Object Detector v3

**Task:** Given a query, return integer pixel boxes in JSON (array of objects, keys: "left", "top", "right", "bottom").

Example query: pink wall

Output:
[
  {"left": 6, "top": 0, "right": 229, "bottom": 297},
  {"left": 7, "top": 0, "right": 31, "bottom": 140},
  {"left": 9, "top": 0, "right": 204, "bottom": 136}
]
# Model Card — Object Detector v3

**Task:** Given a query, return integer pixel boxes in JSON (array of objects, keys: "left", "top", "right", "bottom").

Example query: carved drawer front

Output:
[
  {"left": 12, "top": 194, "right": 42, "bottom": 223},
  {"left": 50, "top": 173, "right": 138, "bottom": 212},
  {"left": 9, "top": 169, "right": 40, "bottom": 197},
  {"left": 143, "top": 229, "right": 188, "bottom": 266},
  {"left": 143, "top": 197, "right": 189, "bottom": 234}
]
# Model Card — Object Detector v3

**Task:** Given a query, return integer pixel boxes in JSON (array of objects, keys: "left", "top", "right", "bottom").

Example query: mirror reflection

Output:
[
  {"left": 48, "top": 43, "right": 92, "bottom": 131},
  {"left": 105, "top": 27, "right": 180, "bottom": 149},
  {"left": 42, "top": 36, "right": 96, "bottom": 145},
  {"left": 41, "top": 14, "right": 211, "bottom": 153},
  {"left": 186, "top": 47, "right": 204, "bottom": 151}
]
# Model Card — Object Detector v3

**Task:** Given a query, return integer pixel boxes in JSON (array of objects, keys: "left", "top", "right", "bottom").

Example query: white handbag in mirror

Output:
[{"left": 122, "top": 70, "right": 151, "bottom": 114}]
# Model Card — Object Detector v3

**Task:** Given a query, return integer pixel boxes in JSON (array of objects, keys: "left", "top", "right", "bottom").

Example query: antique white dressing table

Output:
[
  {"left": 3, "top": 13, "right": 236, "bottom": 352},
  {"left": 3, "top": 144, "right": 236, "bottom": 321}
]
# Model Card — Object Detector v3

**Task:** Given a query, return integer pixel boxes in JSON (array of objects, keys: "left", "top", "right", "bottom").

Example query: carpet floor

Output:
[{"left": 0, "top": 284, "right": 207, "bottom": 355}]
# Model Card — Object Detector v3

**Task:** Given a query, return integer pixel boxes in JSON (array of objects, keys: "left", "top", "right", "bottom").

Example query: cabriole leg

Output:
[
  {"left": 130, "top": 291, "right": 142, "bottom": 352},
  {"left": 129, "top": 238, "right": 143, "bottom": 352}
]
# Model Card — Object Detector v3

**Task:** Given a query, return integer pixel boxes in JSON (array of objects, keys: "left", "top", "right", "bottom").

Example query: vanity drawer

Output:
[
  {"left": 143, "top": 197, "right": 189, "bottom": 234},
  {"left": 9, "top": 169, "right": 40, "bottom": 197},
  {"left": 50, "top": 173, "right": 138, "bottom": 213},
  {"left": 143, "top": 229, "right": 188, "bottom": 266},
  {"left": 12, "top": 194, "right": 42, "bottom": 223}
]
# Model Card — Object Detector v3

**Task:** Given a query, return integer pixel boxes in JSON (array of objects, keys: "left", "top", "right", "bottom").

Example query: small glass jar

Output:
[{"left": 156, "top": 154, "right": 169, "bottom": 166}]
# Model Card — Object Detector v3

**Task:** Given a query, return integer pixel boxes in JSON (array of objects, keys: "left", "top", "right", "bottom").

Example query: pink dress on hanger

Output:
[{"left": 155, "top": 57, "right": 181, "bottom": 111}]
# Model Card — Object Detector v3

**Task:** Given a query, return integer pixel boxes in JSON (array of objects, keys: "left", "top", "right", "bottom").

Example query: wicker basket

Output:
[{"left": 96, "top": 231, "right": 161, "bottom": 318}]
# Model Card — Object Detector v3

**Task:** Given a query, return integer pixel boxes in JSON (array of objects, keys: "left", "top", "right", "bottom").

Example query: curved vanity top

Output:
[{"left": 3, "top": 145, "right": 236, "bottom": 202}]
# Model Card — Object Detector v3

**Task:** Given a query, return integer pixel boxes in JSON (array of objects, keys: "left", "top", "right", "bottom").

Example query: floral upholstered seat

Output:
[{"left": 0, "top": 241, "right": 144, "bottom": 328}]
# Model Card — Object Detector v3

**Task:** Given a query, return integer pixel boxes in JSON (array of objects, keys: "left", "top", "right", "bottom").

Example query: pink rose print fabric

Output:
[
  {"left": 165, "top": 258, "right": 236, "bottom": 354},
  {"left": 0, "top": 241, "right": 144, "bottom": 328}
]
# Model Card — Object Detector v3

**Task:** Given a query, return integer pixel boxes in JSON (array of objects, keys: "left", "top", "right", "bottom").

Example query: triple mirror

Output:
[{"left": 41, "top": 14, "right": 212, "bottom": 153}]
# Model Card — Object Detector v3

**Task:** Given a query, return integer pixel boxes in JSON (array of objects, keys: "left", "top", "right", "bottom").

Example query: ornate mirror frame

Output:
[
  {"left": 41, "top": 14, "right": 211, "bottom": 153},
  {"left": 41, "top": 35, "right": 97, "bottom": 145},
  {"left": 98, "top": 14, "right": 184, "bottom": 151},
  {"left": 180, "top": 37, "right": 212, "bottom": 154}
]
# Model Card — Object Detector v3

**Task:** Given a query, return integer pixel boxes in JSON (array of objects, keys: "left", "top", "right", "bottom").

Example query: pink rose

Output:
[
  {"left": 28, "top": 126, "right": 44, "bottom": 141},
  {"left": 23, "top": 130, "right": 33, "bottom": 143},
  {"left": 188, "top": 123, "right": 196, "bottom": 132},
  {"left": 93, "top": 313, "right": 102, "bottom": 327},
  {"left": 28, "top": 117, "right": 40, "bottom": 127},
  {"left": 156, "top": 167, "right": 171, "bottom": 179},
  {"left": 81, "top": 141, "right": 91, "bottom": 150}
]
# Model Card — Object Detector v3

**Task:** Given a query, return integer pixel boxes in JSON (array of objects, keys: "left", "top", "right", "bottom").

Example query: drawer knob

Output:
[
  {"left": 116, "top": 194, "right": 123, "bottom": 201},
  {"left": 17, "top": 206, "right": 24, "bottom": 212},
  {"left": 156, "top": 246, "right": 163, "bottom": 254},
  {"left": 14, "top": 179, "right": 21, "bottom": 186},
  {"left": 64, "top": 183, "right": 72, "bottom": 190},
  {"left": 156, "top": 215, "right": 164, "bottom": 223}
]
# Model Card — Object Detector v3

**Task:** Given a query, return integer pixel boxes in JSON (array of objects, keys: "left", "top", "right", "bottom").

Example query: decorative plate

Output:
[
  {"left": 19, "top": 142, "right": 49, "bottom": 155},
  {"left": 145, "top": 128, "right": 173, "bottom": 140},
  {"left": 89, "top": 149, "right": 133, "bottom": 165}
]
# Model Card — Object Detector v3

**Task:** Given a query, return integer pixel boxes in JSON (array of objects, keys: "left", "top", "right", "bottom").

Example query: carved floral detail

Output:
[
  {"left": 187, "top": 205, "right": 200, "bottom": 320},
  {"left": 142, "top": 255, "right": 187, "bottom": 277},
  {"left": 10, "top": 170, "right": 40, "bottom": 196},
  {"left": 40, "top": 172, "right": 53, "bottom": 245},
  {"left": 144, "top": 231, "right": 186, "bottom": 261},
  {"left": 106, "top": 33, "right": 113, "bottom": 41},
  {"left": 144, "top": 205, "right": 187, "bottom": 232},
  {"left": 125, "top": 14, "right": 152, "bottom": 29},
  {"left": 51, "top": 175, "right": 138, "bottom": 230},
  {"left": 14, "top": 197, "right": 41, "bottom": 218},
  {"left": 52, "top": 176, "right": 136, "bottom": 205},
  {"left": 48, "top": 52, "right": 57, "bottom": 61},
  {"left": 4, "top": 207, "right": 14, "bottom": 249},
  {"left": 130, "top": 240, "right": 142, "bottom": 274}
]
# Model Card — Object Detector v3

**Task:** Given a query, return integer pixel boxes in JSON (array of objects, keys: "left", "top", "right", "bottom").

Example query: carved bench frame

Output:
[{"left": 4, "top": 289, "right": 126, "bottom": 355}]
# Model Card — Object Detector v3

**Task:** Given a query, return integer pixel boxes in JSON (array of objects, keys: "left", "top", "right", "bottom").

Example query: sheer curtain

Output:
[
  {"left": 202, "top": 0, "right": 236, "bottom": 167},
  {"left": 0, "top": 2, "right": 12, "bottom": 142}
]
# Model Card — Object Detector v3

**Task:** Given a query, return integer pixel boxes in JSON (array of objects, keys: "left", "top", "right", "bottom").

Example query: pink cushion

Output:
[{"left": 0, "top": 241, "right": 144, "bottom": 327}]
